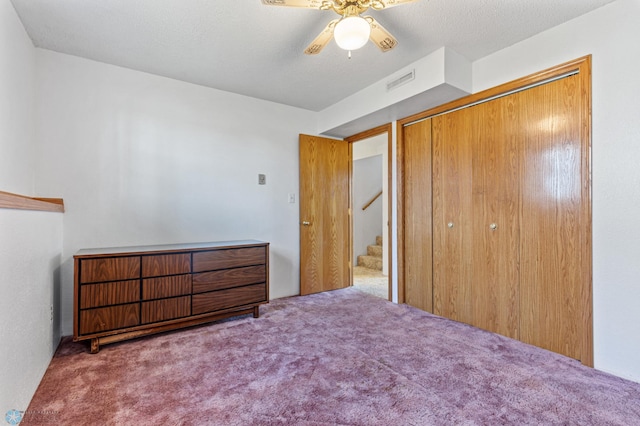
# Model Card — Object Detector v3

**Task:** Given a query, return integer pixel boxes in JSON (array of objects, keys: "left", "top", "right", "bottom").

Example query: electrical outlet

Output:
[
  {"left": 258, "top": 174, "right": 266, "bottom": 185},
  {"left": 50, "top": 305, "right": 53, "bottom": 323}
]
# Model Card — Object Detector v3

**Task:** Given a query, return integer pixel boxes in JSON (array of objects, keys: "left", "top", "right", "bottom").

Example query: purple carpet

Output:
[{"left": 24, "top": 288, "right": 640, "bottom": 425}]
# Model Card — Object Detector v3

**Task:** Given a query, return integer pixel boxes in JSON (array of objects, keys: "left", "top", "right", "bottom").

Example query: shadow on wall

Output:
[{"left": 52, "top": 256, "right": 62, "bottom": 349}]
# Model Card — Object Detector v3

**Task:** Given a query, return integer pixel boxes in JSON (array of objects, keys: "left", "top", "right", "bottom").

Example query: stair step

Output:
[
  {"left": 376, "top": 235, "right": 383, "bottom": 246},
  {"left": 357, "top": 255, "right": 382, "bottom": 271},
  {"left": 367, "top": 244, "right": 383, "bottom": 257}
]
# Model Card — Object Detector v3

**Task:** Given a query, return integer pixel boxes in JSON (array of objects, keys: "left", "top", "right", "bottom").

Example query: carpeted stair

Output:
[{"left": 357, "top": 235, "right": 382, "bottom": 270}]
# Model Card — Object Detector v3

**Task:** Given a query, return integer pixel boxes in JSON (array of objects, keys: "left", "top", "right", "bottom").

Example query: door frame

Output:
[{"left": 346, "top": 123, "right": 393, "bottom": 300}]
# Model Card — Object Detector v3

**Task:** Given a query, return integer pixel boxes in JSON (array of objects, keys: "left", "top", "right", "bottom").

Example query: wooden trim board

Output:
[{"left": 0, "top": 190, "right": 64, "bottom": 213}]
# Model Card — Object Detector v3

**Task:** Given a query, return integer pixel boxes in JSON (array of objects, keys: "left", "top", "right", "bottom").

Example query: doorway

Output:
[{"left": 347, "top": 126, "right": 391, "bottom": 300}]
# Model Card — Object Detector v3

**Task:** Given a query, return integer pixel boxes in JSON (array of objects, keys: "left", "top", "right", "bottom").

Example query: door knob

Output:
[
  {"left": 447, "top": 222, "right": 454, "bottom": 229},
  {"left": 489, "top": 223, "right": 498, "bottom": 230},
  {"left": 302, "top": 221, "right": 311, "bottom": 226}
]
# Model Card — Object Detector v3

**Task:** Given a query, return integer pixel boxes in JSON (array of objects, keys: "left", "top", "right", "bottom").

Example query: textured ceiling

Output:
[{"left": 11, "top": 0, "right": 615, "bottom": 111}]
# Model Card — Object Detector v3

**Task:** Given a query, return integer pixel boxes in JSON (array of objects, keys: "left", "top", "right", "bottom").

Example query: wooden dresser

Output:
[{"left": 73, "top": 240, "right": 269, "bottom": 353}]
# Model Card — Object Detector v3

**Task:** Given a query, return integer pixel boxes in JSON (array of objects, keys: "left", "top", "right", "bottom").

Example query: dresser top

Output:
[{"left": 74, "top": 240, "right": 268, "bottom": 258}]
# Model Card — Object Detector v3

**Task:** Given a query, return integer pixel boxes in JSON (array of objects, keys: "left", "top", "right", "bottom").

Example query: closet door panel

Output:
[
  {"left": 403, "top": 119, "right": 433, "bottom": 312},
  {"left": 471, "top": 97, "right": 521, "bottom": 338},
  {"left": 432, "top": 109, "right": 473, "bottom": 324},
  {"left": 518, "top": 74, "right": 587, "bottom": 362}
]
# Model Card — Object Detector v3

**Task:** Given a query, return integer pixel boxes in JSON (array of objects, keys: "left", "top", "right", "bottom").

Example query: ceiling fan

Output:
[{"left": 261, "top": 0, "right": 419, "bottom": 55}]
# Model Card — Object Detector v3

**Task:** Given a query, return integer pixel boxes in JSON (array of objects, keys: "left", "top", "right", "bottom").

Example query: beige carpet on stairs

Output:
[{"left": 354, "top": 235, "right": 388, "bottom": 299}]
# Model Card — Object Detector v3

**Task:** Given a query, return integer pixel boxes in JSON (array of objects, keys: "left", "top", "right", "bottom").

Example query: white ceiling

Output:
[{"left": 11, "top": 0, "right": 615, "bottom": 112}]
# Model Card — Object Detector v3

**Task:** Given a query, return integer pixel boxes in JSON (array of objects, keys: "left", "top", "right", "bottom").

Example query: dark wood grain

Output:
[
  {"left": 192, "top": 247, "right": 265, "bottom": 272},
  {"left": 141, "top": 296, "right": 191, "bottom": 324},
  {"left": 80, "top": 280, "right": 140, "bottom": 309},
  {"left": 80, "top": 304, "right": 140, "bottom": 334},
  {"left": 142, "top": 253, "right": 191, "bottom": 277},
  {"left": 192, "top": 284, "right": 267, "bottom": 315},
  {"left": 74, "top": 241, "right": 270, "bottom": 352},
  {"left": 142, "top": 274, "right": 192, "bottom": 300},
  {"left": 193, "top": 265, "right": 266, "bottom": 294},
  {"left": 80, "top": 257, "right": 140, "bottom": 283}
]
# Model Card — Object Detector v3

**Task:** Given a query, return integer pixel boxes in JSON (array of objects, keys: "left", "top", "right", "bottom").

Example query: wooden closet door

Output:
[
  {"left": 471, "top": 96, "right": 520, "bottom": 338},
  {"left": 403, "top": 119, "right": 433, "bottom": 311},
  {"left": 518, "top": 74, "right": 590, "bottom": 363},
  {"left": 432, "top": 108, "right": 474, "bottom": 324}
]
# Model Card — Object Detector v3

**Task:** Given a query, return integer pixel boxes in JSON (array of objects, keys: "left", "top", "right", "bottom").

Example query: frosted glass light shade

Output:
[{"left": 334, "top": 16, "right": 371, "bottom": 51}]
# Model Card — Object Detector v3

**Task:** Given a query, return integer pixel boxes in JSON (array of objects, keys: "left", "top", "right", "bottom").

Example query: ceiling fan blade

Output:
[
  {"left": 304, "top": 19, "right": 338, "bottom": 55},
  {"left": 365, "top": 17, "right": 398, "bottom": 52},
  {"left": 371, "top": 0, "right": 419, "bottom": 9},
  {"left": 261, "top": 0, "right": 330, "bottom": 9}
]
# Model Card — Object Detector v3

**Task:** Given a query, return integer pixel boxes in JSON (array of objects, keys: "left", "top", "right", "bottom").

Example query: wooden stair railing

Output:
[{"left": 362, "top": 190, "right": 383, "bottom": 211}]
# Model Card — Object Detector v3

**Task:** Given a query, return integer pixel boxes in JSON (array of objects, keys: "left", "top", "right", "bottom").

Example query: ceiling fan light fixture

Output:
[{"left": 333, "top": 16, "right": 371, "bottom": 51}]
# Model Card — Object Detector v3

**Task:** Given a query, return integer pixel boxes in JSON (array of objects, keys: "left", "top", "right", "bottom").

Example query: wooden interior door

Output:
[
  {"left": 299, "top": 134, "right": 351, "bottom": 295},
  {"left": 471, "top": 96, "right": 520, "bottom": 338},
  {"left": 432, "top": 108, "right": 474, "bottom": 324},
  {"left": 403, "top": 119, "right": 433, "bottom": 312},
  {"left": 518, "top": 74, "right": 591, "bottom": 363}
]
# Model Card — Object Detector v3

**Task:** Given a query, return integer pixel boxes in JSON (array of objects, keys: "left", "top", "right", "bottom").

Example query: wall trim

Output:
[{"left": 0, "top": 190, "right": 65, "bottom": 213}]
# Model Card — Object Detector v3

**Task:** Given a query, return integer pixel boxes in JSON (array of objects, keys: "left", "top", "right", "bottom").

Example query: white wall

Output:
[
  {"left": 353, "top": 133, "right": 389, "bottom": 275},
  {"left": 0, "top": 210, "right": 63, "bottom": 416},
  {"left": 32, "top": 50, "right": 317, "bottom": 336},
  {"left": 0, "top": 0, "right": 35, "bottom": 194},
  {"left": 3, "top": 3, "right": 640, "bottom": 417},
  {"left": 352, "top": 155, "right": 383, "bottom": 265},
  {"left": 0, "top": 2, "right": 63, "bottom": 416},
  {"left": 472, "top": 0, "right": 640, "bottom": 382}
]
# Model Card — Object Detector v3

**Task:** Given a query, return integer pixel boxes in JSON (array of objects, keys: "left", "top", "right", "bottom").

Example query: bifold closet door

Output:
[
  {"left": 517, "top": 74, "right": 590, "bottom": 363},
  {"left": 432, "top": 108, "right": 474, "bottom": 325},
  {"left": 406, "top": 59, "right": 591, "bottom": 364},
  {"left": 433, "top": 98, "right": 520, "bottom": 337},
  {"left": 470, "top": 96, "right": 520, "bottom": 339},
  {"left": 403, "top": 119, "right": 433, "bottom": 312}
]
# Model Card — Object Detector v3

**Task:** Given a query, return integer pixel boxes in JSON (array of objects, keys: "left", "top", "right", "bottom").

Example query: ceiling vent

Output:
[{"left": 387, "top": 70, "right": 415, "bottom": 91}]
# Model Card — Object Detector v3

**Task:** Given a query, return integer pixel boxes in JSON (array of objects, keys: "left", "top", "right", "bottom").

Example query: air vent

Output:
[{"left": 386, "top": 70, "right": 415, "bottom": 91}]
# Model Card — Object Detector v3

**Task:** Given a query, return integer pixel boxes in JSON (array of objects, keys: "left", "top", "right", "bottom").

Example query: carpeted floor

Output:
[
  {"left": 352, "top": 266, "right": 388, "bottom": 299},
  {"left": 24, "top": 288, "right": 640, "bottom": 425}
]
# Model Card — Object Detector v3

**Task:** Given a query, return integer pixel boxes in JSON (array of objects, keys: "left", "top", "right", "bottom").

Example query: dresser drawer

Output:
[
  {"left": 80, "top": 256, "right": 140, "bottom": 283},
  {"left": 143, "top": 274, "right": 191, "bottom": 300},
  {"left": 80, "top": 304, "right": 140, "bottom": 335},
  {"left": 192, "top": 247, "right": 265, "bottom": 273},
  {"left": 142, "top": 253, "right": 191, "bottom": 277},
  {"left": 192, "top": 265, "right": 265, "bottom": 294},
  {"left": 141, "top": 296, "right": 191, "bottom": 324},
  {"left": 74, "top": 241, "right": 268, "bottom": 352},
  {"left": 80, "top": 280, "right": 140, "bottom": 309},
  {"left": 192, "top": 283, "right": 267, "bottom": 315}
]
